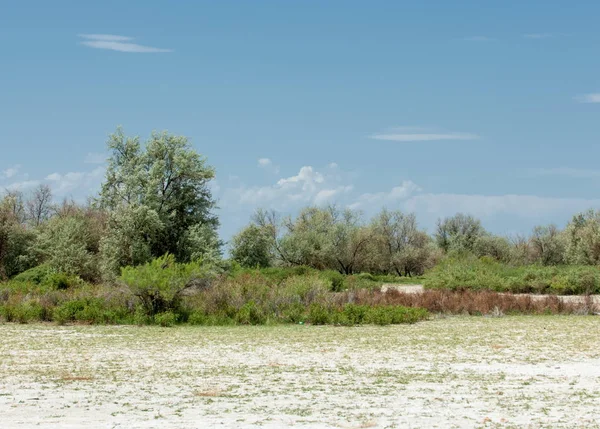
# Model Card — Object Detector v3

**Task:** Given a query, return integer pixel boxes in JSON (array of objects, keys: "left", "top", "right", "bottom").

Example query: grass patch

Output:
[{"left": 424, "top": 256, "right": 600, "bottom": 294}]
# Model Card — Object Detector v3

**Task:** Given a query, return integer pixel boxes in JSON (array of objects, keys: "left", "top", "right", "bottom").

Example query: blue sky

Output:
[{"left": 2, "top": 0, "right": 600, "bottom": 240}]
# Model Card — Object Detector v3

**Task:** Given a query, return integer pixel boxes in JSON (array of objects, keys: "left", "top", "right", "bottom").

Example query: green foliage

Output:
[
  {"left": 306, "top": 304, "right": 428, "bottom": 326},
  {"left": 565, "top": 210, "right": 600, "bottom": 265},
  {"left": 36, "top": 214, "right": 97, "bottom": 280},
  {"left": 473, "top": 235, "right": 511, "bottom": 262},
  {"left": 368, "top": 209, "right": 438, "bottom": 276},
  {"left": 322, "top": 270, "right": 345, "bottom": 292},
  {"left": 99, "top": 205, "right": 163, "bottom": 281},
  {"left": 435, "top": 213, "right": 486, "bottom": 253},
  {"left": 12, "top": 265, "right": 53, "bottom": 284},
  {"left": 230, "top": 224, "right": 274, "bottom": 268},
  {"left": 119, "top": 254, "right": 211, "bottom": 315},
  {"left": 530, "top": 225, "right": 565, "bottom": 266},
  {"left": 12, "top": 265, "right": 82, "bottom": 290},
  {"left": 98, "top": 128, "right": 220, "bottom": 267},
  {"left": 424, "top": 255, "right": 600, "bottom": 294},
  {"left": 234, "top": 301, "right": 267, "bottom": 325},
  {"left": 308, "top": 303, "right": 331, "bottom": 325},
  {"left": 52, "top": 298, "right": 124, "bottom": 325},
  {"left": 0, "top": 301, "right": 47, "bottom": 324},
  {"left": 0, "top": 194, "right": 37, "bottom": 279},
  {"left": 154, "top": 311, "right": 177, "bottom": 327}
]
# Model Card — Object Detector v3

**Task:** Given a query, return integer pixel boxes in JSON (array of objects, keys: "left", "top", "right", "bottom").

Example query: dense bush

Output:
[
  {"left": 119, "top": 254, "right": 213, "bottom": 315},
  {"left": 12, "top": 265, "right": 83, "bottom": 290},
  {"left": 424, "top": 255, "right": 600, "bottom": 294}
]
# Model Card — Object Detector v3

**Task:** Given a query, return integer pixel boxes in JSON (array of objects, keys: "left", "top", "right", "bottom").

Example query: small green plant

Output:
[
  {"left": 234, "top": 301, "right": 266, "bottom": 325},
  {"left": 154, "top": 311, "right": 177, "bottom": 327},
  {"left": 308, "top": 303, "right": 331, "bottom": 325}
]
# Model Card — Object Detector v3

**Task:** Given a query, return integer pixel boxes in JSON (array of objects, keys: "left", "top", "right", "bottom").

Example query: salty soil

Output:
[{"left": 1, "top": 317, "right": 599, "bottom": 428}]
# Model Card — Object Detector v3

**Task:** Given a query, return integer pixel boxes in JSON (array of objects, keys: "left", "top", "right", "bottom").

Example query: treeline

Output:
[
  {"left": 0, "top": 128, "right": 220, "bottom": 283},
  {"left": 2, "top": 127, "right": 600, "bottom": 287},
  {"left": 230, "top": 208, "right": 600, "bottom": 274}
]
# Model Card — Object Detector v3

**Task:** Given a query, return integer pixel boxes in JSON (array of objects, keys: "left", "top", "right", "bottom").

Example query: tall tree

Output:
[
  {"left": 98, "top": 128, "right": 219, "bottom": 271},
  {"left": 435, "top": 213, "right": 486, "bottom": 253},
  {"left": 26, "top": 184, "right": 52, "bottom": 226}
]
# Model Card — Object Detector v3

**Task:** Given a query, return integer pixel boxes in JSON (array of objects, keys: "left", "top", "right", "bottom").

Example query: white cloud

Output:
[
  {"left": 221, "top": 165, "right": 351, "bottom": 210},
  {"left": 84, "top": 152, "right": 106, "bottom": 164},
  {"left": 524, "top": 33, "right": 553, "bottom": 39},
  {"left": 5, "top": 180, "right": 40, "bottom": 192},
  {"left": 314, "top": 186, "right": 354, "bottom": 205},
  {"left": 44, "top": 166, "right": 105, "bottom": 197},
  {"left": 370, "top": 127, "right": 479, "bottom": 142},
  {"left": 575, "top": 93, "right": 600, "bottom": 103},
  {"left": 258, "top": 158, "right": 272, "bottom": 167},
  {"left": 78, "top": 34, "right": 171, "bottom": 53},
  {"left": 1, "top": 165, "right": 21, "bottom": 179},
  {"left": 403, "top": 193, "right": 600, "bottom": 220},
  {"left": 349, "top": 181, "right": 421, "bottom": 209}
]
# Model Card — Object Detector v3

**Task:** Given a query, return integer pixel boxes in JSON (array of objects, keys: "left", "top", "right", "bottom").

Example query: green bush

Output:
[
  {"left": 308, "top": 303, "right": 331, "bottom": 325},
  {"left": 12, "top": 265, "right": 53, "bottom": 284},
  {"left": 323, "top": 270, "right": 345, "bottom": 292},
  {"left": 120, "top": 254, "right": 213, "bottom": 315},
  {"left": 154, "top": 311, "right": 177, "bottom": 327},
  {"left": 424, "top": 256, "right": 600, "bottom": 295},
  {"left": 234, "top": 301, "right": 266, "bottom": 325},
  {"left": 12, "top": 265, "right": 82, "bottom": 290},
  {"left": 0, "top": 301, "right": 47, "bottom": 324},
  {"left": 343, "top": 304, "right": 369, "bottom": 325}
]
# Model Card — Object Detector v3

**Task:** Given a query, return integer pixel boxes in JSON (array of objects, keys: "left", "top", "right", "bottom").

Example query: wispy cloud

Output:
[
  {"left": 1, "top": 164, "right": 21, "bottom": 179},
  {"left": 523, "top": 33, "right": 553, "bottom": 39},
  {"left": 349, "top": 181, "right": 421, "bottom": 209},
  {"left": 370, "top": 127, "right": 480, "bottom": 142},
  {"left": 45, "top": 166, "right": 105, "bottom": 197},
  {"left": 78, "top": 34, "right": 172, "bottom": 53},
  {"left": 258, "top": 158, "right": 272, "bottom": 168},
  {"left": 575, "top": 93, "right": 600, "bottom": 103},
  {"left": 4, "top": 180, "right": 40, "bottom": 192}
]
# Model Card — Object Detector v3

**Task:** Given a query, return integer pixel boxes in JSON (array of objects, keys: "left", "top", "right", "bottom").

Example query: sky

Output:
[{"left": 2, "top": 0, "right": 600, "bottom": 241}]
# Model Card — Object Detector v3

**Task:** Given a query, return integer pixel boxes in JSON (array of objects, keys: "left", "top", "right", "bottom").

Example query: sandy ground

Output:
[
  {"left": 1, "top": 317, "right": 600, "bottom": 429},
  {"left": 381, "top": 284, "right": 600, "bottom": 305}
]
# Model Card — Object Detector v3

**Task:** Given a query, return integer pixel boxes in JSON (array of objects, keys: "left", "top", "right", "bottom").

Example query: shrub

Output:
[
  {"left": 308, "top": 303, "right": 331, "bottom": 325},
  {"left": 12, "top": 265, "right": 82, "bottom": 290},
  {"left": 120, "top": 254, "right": 213, "bottom": 315},
  {"left": 12, "top": 265, "right": 53, "bottom": 284},
  {"left": 234, "top": 301, "right": 266, "bottom": 325},
  {"left": 424, "top": 256, "right": 600, "bottom": 295},
  {"left": 154, "top": 311, "right": 177, "bottom": 327},
  {"left": 322, "top": 270, "right": 345, "bottom": 292},
  {"left": 343, "top": 304, "right": 369, "bottom": 325}
]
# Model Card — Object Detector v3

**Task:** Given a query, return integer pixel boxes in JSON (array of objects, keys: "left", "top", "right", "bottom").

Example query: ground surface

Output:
[
  {"left": 381, "top": 284, "right": 600, "bottom": 305},
  {"left": 1, "top": 317, "right": 599, "bottom": 428}
]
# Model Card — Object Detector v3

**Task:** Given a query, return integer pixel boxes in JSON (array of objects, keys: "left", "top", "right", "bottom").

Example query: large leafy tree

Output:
[
  {"left": 369, "top": 209, "right": 436, "bottom": 276},
  {"left": 435, "top": 213, "right": 486, "bottom": 253},
  {"left": 98, "top": 128, "right": 220, "bottom": 272},
  {"left": 0, "top": 194, "right": 36, "bottom": 279},
  {"left": 230, "top": 223, "right": 275, "bottom": 268}
]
